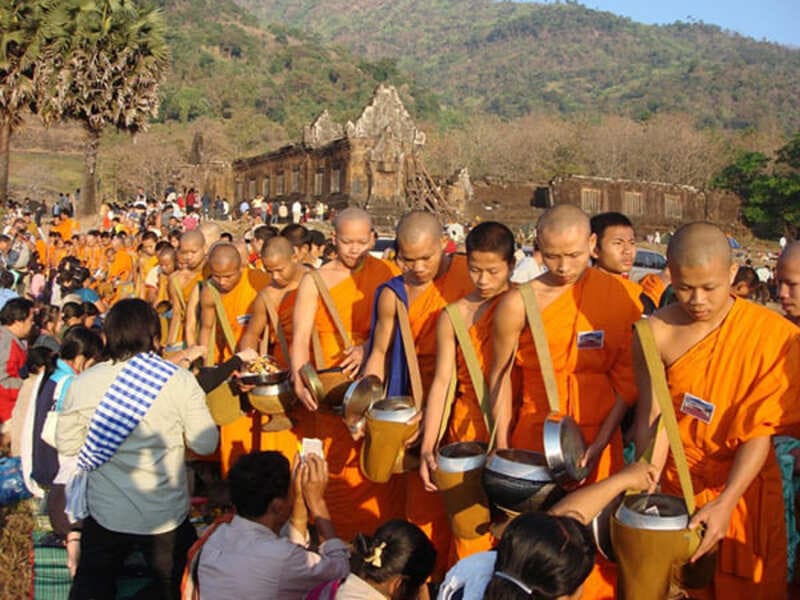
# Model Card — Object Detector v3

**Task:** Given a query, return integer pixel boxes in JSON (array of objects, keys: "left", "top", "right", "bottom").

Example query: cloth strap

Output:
[
  {"left": 67, "top": 353, "right": 177, "bottom": 521},
  {"left": 206, "top": 282, "right": 237, "bottom": 366},
  {"left": 310, "top": 270, "right": 352, "bottom": 350},
  {"left": 444, "top": 304, "right": 493, "bottom": 436},
  {"left": 394, "top": 296, "right": 424, "bottom": 411},
  {"left": 263, "top": 293, "right": 290, "bottom": 366},
  {"left": 171, "top": 275, "right": 187, "bottom": 313},
  {"left": 518, "top": 284, "right": 560, "bottom": 414},
  {"left": 634, "top": 319, "right": 696, "bottom": 514}
]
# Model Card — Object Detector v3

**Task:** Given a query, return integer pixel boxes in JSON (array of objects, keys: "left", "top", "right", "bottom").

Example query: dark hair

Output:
[
  {"left": 0, "top": 270, "right": 14, "bottom": 289},
  {"left": 590, "top": 212, "right": 634, "bottom": 244},
  {"left": 483, "top": 513, "right": 595, "bottom": 600},
  {"left": 61, "top": 302, "right": 85, "bottom": 321},
  {"left": 227, "top": 451, "right": 290, "bottom": 519},
  {"left": 26, "top": 345, "right": 55, "bottom": 374},
  {"left": 309, "top": 229, "right": 326, "bottom": 247},
  {"left": 220, "top": 232, "right": 234, "bottom": 242},
  {"left": 0, "top": 297, "right": 33, "bottom": 325},
  {"left": 465, "top": 221, "right": 515, "bottom": 266},
  {"left": 104, "top": 299, "right": 160, "bottom": 360},
  {"left": 142, "top": 230, "right": 158, "bottom": 243},
  {"left": 281, "top": 224, "right": 311, "bottom": 249},
  {"left": 254, "top": 225, "right": 279, "bottom": 243},
  {"left": 82, "top": 302, "right": 99, "bottom": 317},
  {"left": 60, "top": 326, "right": 104, "bottom": 361},
  {"left": 351, "top": 520, "right": 436, "bottom": 600},
  {"left": 155, "top": 240, "right": 172, "bottom": 254},
  {"left": 734, "top": 265, "right": 758, "bottom": 287}
]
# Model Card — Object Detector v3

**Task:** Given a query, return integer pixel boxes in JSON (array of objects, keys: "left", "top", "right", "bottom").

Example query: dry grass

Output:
[{"left": 0, "top": 500, "right": 34, "bottom": 599}]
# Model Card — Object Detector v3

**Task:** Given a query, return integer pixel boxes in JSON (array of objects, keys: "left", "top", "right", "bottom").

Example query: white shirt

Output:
[
  {"left": 197, "top": 515, "right": 349, "bottom": 600},
  {"left": 56, "top": 360, "right": 218, "bottom": 534},
  {"left": 511, "top": 255, "right": 544, "bottom": 284},
  {"left": 438, "top": 551, "right": 496, "bottom": 600}
]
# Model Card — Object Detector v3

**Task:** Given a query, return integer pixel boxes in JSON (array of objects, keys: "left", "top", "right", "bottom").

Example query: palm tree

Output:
[
  {"left": 0, "top": 0, "right": 45, "bottom": 204},
  {"left": 35, "top": 0, "right": 169, "bottom": 215}
]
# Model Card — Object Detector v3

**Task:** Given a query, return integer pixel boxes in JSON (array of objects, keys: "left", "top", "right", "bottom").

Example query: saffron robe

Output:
[
  {"left": 639, "top": 273, "right": 667, "bottom": 309},
  {"left": 312, "top": 255, "right": 398, "bottom": 543},
  {"left": 662, "top": 299, "right": 800, "bottom": 599}
]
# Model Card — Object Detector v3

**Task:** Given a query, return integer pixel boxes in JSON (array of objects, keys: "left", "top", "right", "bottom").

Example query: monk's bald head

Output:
[
  {"left": 536, "top": 205, "right": 591, "bottom": 240},
  {"left": 396, "top": 211, "right": 443, "bottom": 248},
  {"left": 199, "top": 222, "right": 222, "bottom": 251},
  {"left": 778, "top": 242, "right": 800, "bottom": 321},
  {"left": 333, "top": 207, "right": 373, "bottom": 234},
  {"left": 262, "top": 236, "right": 295, "bottom": 261},
  {"left": 667, "top": 223, "right": 732, "bottom": 269},
  {"left": 179, "top": 229, "right": 205, "bottom": 250},
  {"left": 208, "top": 243, "right": 242, "bottom": 270}
]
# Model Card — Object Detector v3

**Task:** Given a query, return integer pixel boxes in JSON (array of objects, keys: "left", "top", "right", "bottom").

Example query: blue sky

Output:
[{"left": 534, "top": 1, "right": 799, "bottom": 47}]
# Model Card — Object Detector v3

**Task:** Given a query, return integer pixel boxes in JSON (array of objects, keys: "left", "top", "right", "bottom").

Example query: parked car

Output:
[{"left": 630, "top": 248, "right": 667, "bottom": 282}]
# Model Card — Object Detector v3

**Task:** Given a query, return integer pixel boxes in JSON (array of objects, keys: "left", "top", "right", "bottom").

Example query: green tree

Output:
[
  {"left": 713, "top": 135, "right": 800, "bottom": 238},
  {"left": 35, "top": 0, "right": 169, "bottom": 214},
  {"left": 0, "top": 0, "right": 44, "bottom": 204}
]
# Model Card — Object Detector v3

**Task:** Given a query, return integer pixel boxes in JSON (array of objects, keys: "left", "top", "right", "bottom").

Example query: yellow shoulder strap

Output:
[
  {"left": 310, "top": 270, "right": 352, "bottom": 350},
  {"left": 518, "top": 284, "right": 560, "bottom": 414}
]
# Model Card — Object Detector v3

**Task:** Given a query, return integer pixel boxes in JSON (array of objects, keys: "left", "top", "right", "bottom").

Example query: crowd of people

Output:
[{"left": 1, "top": 187, "right": 800, "bottom": 600}]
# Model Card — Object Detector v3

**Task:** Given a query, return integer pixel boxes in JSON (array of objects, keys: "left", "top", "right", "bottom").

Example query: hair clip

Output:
[
  {"left": 494, "top": 571, "right": 533, "bottom": 596},
  {"left": 364, "top": 541, "right": 387, "bottom": 568}
]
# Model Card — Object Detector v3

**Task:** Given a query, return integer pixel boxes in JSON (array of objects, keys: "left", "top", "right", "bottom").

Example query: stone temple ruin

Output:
[{"left": 227, "top": 84, "right": 469, "bottom": 227}]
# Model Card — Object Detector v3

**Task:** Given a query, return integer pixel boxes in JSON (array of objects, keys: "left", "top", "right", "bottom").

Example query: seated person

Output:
[
  {"left": 437, "top": 462, "right": 657, "bottom": 600},
  {"left": 196, "top": 451, "right": 349, "bottom": 599},
  {"left": 309, "top": 519, "right": 436, "bottom": 600}
]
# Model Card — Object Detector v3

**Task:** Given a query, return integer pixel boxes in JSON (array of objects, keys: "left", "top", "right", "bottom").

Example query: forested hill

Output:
[
  {"left": 155, "top": 0, "right": 439, "bottom": 143},
  {"left": 232, "top": 0, "right": 800, "bottom": 131}
]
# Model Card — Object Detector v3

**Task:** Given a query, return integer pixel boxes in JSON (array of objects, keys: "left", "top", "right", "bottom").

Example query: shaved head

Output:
[
  {"left": 262, "top": 236, "right": 294, "bottom": 261},
  {"left": 178, "top": 229, "right": 206, "bottom": 270},
  {"left": 199, "top": 222, "right": 222, "bottom": 251},
  {"left": 180, "top": 229, "right": 205, "bottom": 249},
  {"left": 778, "top": 241, "right": 800, "bottom": 321},
  {"left": 333, "top": 207, "right": 373, "bottom": 234},
  {"left": 396, "top": 211, "right": 443, "bottom": 247},
  {"left": 537, "top": 204, "right": 591, "bottom": 239},
  {"left": 208, "top": 243, "right": 242, "bottom": 270},
  {"left": 667, "top": 222, "right": 732, "bottom": 269}
]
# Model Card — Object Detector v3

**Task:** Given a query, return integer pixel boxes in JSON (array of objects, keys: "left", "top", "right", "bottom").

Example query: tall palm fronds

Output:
[
  {"left": 0, "top": 0, "right": 46, "bottom": 203},
  {"left": 35, "top": 0, "right": 169, "bottom": 214}
]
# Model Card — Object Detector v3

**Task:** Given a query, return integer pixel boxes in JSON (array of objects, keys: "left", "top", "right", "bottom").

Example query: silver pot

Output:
[
  {"left": 342, "top": 375, "right": 384, "bottom": 434},
  {"left": 437, "top": 442, "right": 488, "bottom": 473},
  {"left": 367, "top": 397, "right": 418, "bottom": 423},
  {"left": 614, "top": 493, "right": 689, "bottom": 531},
  {"left": 543, "top": 414, "right": 588, "bottom": 485}
]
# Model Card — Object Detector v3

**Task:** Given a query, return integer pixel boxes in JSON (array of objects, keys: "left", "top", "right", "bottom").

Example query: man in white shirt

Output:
[
  {"left": 197, "top": 451, "right": 349, "bottom": 599},
  {"left": 291, "top": 200, "right": 303, "bottom": 224}
]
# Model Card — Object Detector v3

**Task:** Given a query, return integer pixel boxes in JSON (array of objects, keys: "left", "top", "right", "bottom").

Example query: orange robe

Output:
[
  {"left": 613, "top": 272, "right": 647, "bottom": 315},
  {"left": 257, "top": 287, "right": 307, "bottom": 467},
  {"left": 511, "top": 268, "right": 640, "bottom": 600},
  {"left": 108, "top": 250, "right": 135, "bottom": 304},
  {"left": 444, "top": 295, "right": 502, "bottom": 561},
  {"left": 662, "top": 299, "right": 800, "bottom": 599},
  {"left": 216, "top": 268, "right": 271, "bottom": 475},
  {"left": 639, "top": 272, "right": 667, "bottom": 308},
  {"left": 312, "top": 255, "right": 398, "bottom": 543},
  {"left": 138, "top": 255, "right": 158, "bottom": 298},
  {"left": 390, "top": 254, "right": 472, "bottom": 577},
  {"left": 170, "top": 269, "right": 204, "bottom": 345}
]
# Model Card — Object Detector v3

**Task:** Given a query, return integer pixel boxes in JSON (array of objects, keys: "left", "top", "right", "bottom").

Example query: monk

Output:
[
  {"left": 731, "top": 265, "right": 759, "bottom": 300},
  {"left": 489, "top": 204, "right": 640, "bottom": 600},
  {"left": 590, "top": 211, "right": 654, "bottom": 315},
  {"left": 419, "top": 221, "right": 515, "bottom": 561},
  {"left": 198, "top": 243, "right": 270, "bottom": 475},
  {"left": 778, "top": 241, "right": 800, "bottom": 324},
  {"left": 145, "top": 245, "right": 177, "bottom": 307},
  {"left": 362, "top": 210, "right": 471, "bottom": 576},
  {"left": 107, "top": 233, "right": 135, "bottom": 304},
  {"left": 184, "top": 222, "right": 222, "bottom": 347},
  {"left": 136, "top": 230, "right": 159, "bottom": 298},
  {"left": 281, "top": 224, "right": 314, "bottom": 267},
  {"left": 166, "top": 230, "right": 206, "bottom": 347},
  {"left": 291, "top": 207, "right": 399, "bottom": 543},
  {"left": 239, "top": 236, "right": 309, "bottom": 462},
  {"left": 633, "top": 222, "right": 800, "bottom": 599}
]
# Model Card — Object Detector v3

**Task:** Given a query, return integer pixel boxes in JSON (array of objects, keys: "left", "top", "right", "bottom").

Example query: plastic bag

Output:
[{"left": 0, "top": 456, "right": 33, "bottom": 505}]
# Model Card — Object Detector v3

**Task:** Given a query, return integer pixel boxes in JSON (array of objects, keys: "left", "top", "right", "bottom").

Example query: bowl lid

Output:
[
  {"left": 298, "top": 363, "right": 324, "bottom": 403},
  {"left": 543, "top": 415, "right": 588, "bottom": 484},
  {"left": 614, "top": 493, "right": 689, "bottom": 531},
  {"left": 342, "top": 375, "right": 384, "bottom": 431},
  {"left": 437, "top": 441, "right": 487, "bottom": 472},
  {"left": 485, "top": 448, "right": 553, "bottom": 482}
]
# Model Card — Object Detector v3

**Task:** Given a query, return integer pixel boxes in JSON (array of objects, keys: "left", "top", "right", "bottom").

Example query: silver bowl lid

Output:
[
  {"left": 614, "top": 493, "right": 689, "bottom": 531},
  {"left": 367, "top": 396, "right": 418, "bottom": 423},
  {"left": 485, "top": 448, "right": 553, "bottom": 482},
  {"left": 437, "top": 441, "right": 487, "bottom": 473}
]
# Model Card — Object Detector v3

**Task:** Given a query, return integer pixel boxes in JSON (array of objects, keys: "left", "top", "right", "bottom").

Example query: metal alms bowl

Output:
[
  {"left": 614, "top": 493, "right": 690, "bottom": 531},
  {"left": 342, "top": 375, "right": 384, "bottom": 434},
  {"left": 367, "top": 396, "right": 418, "bottom": 423},
  {"left": 592, "top": 492, "right": 624, "bottom": 561},
  {"left": 437, "top": 441, "right": 488, "bottom": 473},
  {"left": 543, "top": 413, "right": 588, "bottom": 485},
  {"left": 483, "top": 448, "right": 564, "bottom": 514}
]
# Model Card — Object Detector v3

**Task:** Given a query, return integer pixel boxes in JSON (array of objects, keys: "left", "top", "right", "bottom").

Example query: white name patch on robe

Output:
[
  {"left": 680, "top": 393, "right": 715, "bottom": 425},
  {"left": 577, "top": 330, "right": 605, "bottom": 350},
  {"left": 236, "top": 314, "right": 251, "bottom": 326}
]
